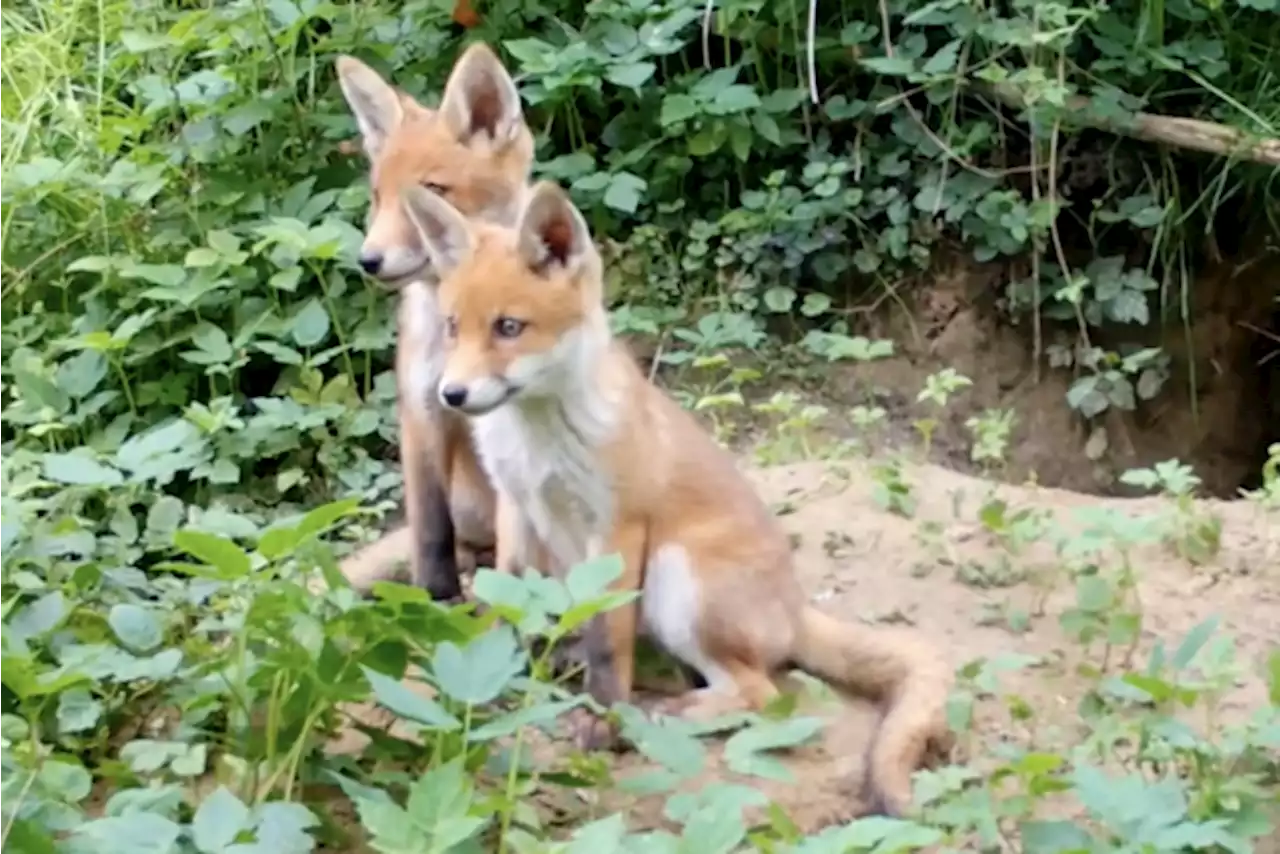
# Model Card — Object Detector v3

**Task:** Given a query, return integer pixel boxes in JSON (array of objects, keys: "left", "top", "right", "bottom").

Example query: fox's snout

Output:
[
  {"left": 437, "top": 375, "right": 516, "bottom": 416},
  {"left": 357, "top": 203, "right": 429, "bottom": 286}
]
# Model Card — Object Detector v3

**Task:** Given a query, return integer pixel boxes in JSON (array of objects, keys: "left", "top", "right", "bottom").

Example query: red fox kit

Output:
[
  {"left": 398, "top": 179, "right": 956, "bottom": 817},
  {"left": 334, "top": 43, "right": 533, "bottom": 598}
]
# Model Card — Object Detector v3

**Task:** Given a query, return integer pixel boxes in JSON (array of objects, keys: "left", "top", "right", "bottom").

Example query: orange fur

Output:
[{"left": 400, "top": 180, "right": 957, "bottom": 816}]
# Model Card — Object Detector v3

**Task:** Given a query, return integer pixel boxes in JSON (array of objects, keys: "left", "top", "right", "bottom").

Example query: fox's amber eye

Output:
[
  {"left": 493, "top": 317, "right": 526, "bottom": 339},
  {"left": 444, "top": 315, "right": 458, "bottom": 338},
  {"left": 420, "top": 180, "right": 449, "bottom": 195}
]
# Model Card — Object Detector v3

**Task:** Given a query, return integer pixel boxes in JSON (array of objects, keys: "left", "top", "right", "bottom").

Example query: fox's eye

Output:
[
  {"left": 444, "top": 315, "right": 458, "bottom": 338},
  {"left": 420, "top": 181, "right": 449, "bottom": 195},
  {"left": 493, "top": 316, "right": 526, "bottom": 339}
]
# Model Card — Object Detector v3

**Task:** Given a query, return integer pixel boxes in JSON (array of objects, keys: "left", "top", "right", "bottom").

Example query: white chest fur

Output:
[
  {"left": 471, "top": 366, "right": 619, "bottom": 573},
  {"left": 397, "top": 282, "right": 444, "bottom": 418}
]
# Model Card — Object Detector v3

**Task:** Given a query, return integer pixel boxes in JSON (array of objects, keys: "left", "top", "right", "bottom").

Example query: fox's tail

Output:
[
  {"left": 792, "top": 607, "right": 955, "bottom": 817},
  {"left": 336, "top": 525, "right": 413, "bottom": 593}
]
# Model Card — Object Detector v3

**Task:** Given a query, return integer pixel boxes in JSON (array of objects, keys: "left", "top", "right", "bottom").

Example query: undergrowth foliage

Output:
[{"left": 2, "top": 0, "right": 1278, "bottom": 851}]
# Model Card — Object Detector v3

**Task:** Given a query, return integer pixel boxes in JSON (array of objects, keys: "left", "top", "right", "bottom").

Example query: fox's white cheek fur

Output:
[
  {"left": 505, "top": 326, "right": 599, "bottom": 397},
  {"left": 503, "top": 349, "right": 557, "bottom": 394},
  {"left": 468, "top": 320, "right": 619, "bottom": 571},
  {"left": 400, "top": 282, "right": 445, "bottom": 417}
]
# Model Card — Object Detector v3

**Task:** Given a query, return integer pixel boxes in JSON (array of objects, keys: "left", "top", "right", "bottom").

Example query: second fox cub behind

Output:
[
  {"left": 333, "top": 43, "right": 534, "bottom": 598},
  {"left": 398, "top": 179, "right": 957, "bottom": 817}
]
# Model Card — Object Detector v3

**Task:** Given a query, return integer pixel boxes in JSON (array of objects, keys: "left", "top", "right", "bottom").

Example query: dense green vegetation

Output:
[{"left": 2, "top": 0, "right": 1278, "bottom": 851}]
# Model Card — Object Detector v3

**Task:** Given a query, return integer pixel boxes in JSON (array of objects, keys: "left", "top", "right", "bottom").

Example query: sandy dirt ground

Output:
[{"left": 326, "top": 457, "right": 1279, "bottom": 845}]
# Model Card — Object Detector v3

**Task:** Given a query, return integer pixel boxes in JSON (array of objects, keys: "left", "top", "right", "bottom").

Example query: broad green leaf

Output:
[
  {"left": 763, "top": 286, "right": 796, "bottom": 313},
  {"left": 72, "top": 813, "right": 182, "bottom": 854},
  {"left": 192, "top": 786, "right": 251, "bottom": 853},
  {"left": 607, "top": 61, "right": 656, "bottom": 89},
  {"left": 170, "top": 743, "right": 208, "bottom": 777},
  {"left": 565, "top": 553, "right": 625, "bottom": 602},
  {"left": 296, "top": 496, "right": 362, "bottom": 539},
  {"left": 660, "top": 94, "right": 701, "bottom": 126},
  {"left": 619, "top": 712, "right": 707, "bottom": 776},
  {"left": 471, "top": 569, "right": 532, "bottom": 613},
  {"left": 42, "top": 452, "right": 123, "bottom": 487},
  {"left": 184, "top": 247, "right": 220, "bottom": 268},
  {"left": 405, "top": 759, "right": 481, "bottom": 844},
  {"left": 8, "top": 591, "right": 68, "bottom": 645},
  {"left": 3, "top": 820, "right": 57, "bottom": 854},
  {"left": 711, "top": 84, "right": 760, "bottom": 113},
  {"left": 120, "top": 737, "right": 181, "bottom": 778},
  {"left": 103, "top": 785, "right": 184, "bottom": 818},
  {"left": 359, "top": 665, "right": 461, "bottom": 729},
  {"left": 567, "top": 814, "right": 628, "bottom": 854},
  {"left": 67, "top": 255, "right": 114, "bottom": 273},
  {"left": 292, "top": 298, "right": 330, "bottom": 347},
  {"left": 39, "top": 757, "right": 94, "bottom": 801},
  {"left": 861, "top": 56, "right": 916, "bottom": 76},
  {"left": 109, "top": 604, "right": 164, "bottom": 652},
  {"left": 922, "top": 39, "right": 962, "bottom": 75},
  {"left": 468, "top": 699, "right": 581, "bottom": 741},
  {"left": 1172, "top": 616, "right": 1219, "bottom": 670},
  {"left": 1020, "top": 819, "right": 1095, "bottom": 853},
  {"left": 604, "top": 172, "right": 647, "bottom": 214},
  {"left": 431, "top": 624, "right": 526, "bottom": 705},
  {"left": 57, "top": 688, "right": 104, "bottom": 734},
  {"left": 1075, "top": 575, "right": 1112, "bottom": 612},
  {"left": 352, "top": 798, "right": 421, "bottom": 851},
  {"left": 679, "top": 794, "right": 747, "bottom": 854},
  {"left": 172, "top": 530, "right": 251, "bottom": 578},
  {"left": 252, "top": 802, "right": 319, "bottom": 853},
  {"left": 722, "top": 716, "right": 825, "bottom": 781}
]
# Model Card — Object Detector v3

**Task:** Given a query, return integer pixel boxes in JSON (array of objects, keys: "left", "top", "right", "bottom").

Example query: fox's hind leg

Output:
[
  {"left": 649, "top": 660, "right": 779, "bottom": 722},
  {"left": 640, "top": 543, "right": 783, "bottom": 721}
]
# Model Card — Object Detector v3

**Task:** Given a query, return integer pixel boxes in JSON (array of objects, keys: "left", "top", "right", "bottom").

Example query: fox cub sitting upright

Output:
[
  {"left": 334, "top": 43, "right": 534, "bottom": 599},
  {"left": 397, "top": 179, "right": 957, "bottom": 817}
]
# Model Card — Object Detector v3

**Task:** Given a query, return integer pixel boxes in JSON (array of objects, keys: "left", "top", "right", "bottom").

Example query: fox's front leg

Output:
[
  {"left": 566, "top": 519, "right": 646, "bottom": 751},
  {"left": 400, "top": 405, "right": 463, "bottom": 602},
  {"left": 493, "top": 490, "right": 535, "bottom": 576}
]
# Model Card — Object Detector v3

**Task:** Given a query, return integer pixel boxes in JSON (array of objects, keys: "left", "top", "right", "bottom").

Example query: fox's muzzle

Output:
[{"left": 437, "top": 376, "right": 519, "bottom": 416}]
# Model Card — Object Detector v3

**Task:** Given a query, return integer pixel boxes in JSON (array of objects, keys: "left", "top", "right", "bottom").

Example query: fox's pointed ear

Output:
[
  {"left": 438, "top": 42, "right": 525, "bottom": 148},
  {"left": 400, "top": 185, "right": 473, "bottom": 277},
  {"left": 336, "top": 55, "right": 403, "bottom": 157},
  {"left": 517, "top": 182, "right": 594, "bottom": 277}
]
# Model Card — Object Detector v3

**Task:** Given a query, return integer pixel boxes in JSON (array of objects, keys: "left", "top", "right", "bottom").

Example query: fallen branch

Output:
[{"left": 983, "top": 81, "right": 1280, "bottom": 168}]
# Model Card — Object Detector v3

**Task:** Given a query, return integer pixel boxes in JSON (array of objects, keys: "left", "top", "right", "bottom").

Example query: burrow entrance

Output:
[{"left": 807, "top": 247, "right": 1280, "bottom": 499}]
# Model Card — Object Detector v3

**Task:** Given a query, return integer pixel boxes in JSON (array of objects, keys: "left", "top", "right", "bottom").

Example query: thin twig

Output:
[
  {"left": 806, "top": 0, "right": 819, "bottom": 103},
  {"left": 1048, "top": 52, "right": 1092, "bottom": 352},
  {"left": 701, "top": 0, "right": 715, "bottom": 71}
]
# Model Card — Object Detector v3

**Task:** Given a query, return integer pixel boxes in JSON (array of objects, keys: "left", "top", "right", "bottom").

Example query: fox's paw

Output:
[
  {"left": 549, "top": 636, "right": 589, "bottom": 679},
  {"left": 564, "top": 707, "right": 617, "bottom": 752},
  {"left": 644, "top": 688, "right": 749, "bottom": 723},
  {"left": 417, "top": 565, "right": 464, "bottom": 603},
  {"left": 924, "top": 727, "right": 958, "bottom": 767}
]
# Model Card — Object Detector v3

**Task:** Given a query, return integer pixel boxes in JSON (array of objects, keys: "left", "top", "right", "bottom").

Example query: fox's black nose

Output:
[
  {"left": 358, "top": 253, "right": 383, "bottom": 275},
  {"left": 440, "top": 385, "right": 468, "bottom": 408}
]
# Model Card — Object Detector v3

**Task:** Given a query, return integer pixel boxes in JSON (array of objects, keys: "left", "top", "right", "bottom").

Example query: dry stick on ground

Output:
[{"left": 982, "top": 82, "right": 1280, "bottom": 168}]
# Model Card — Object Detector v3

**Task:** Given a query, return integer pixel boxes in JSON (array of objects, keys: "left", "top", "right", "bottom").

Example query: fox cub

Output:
[
  {"left": 397, "top": 179, "right": 956, "bottom": 817},
  {"left": 334, "top": 43, "right": 533, "bottom": 599}
]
